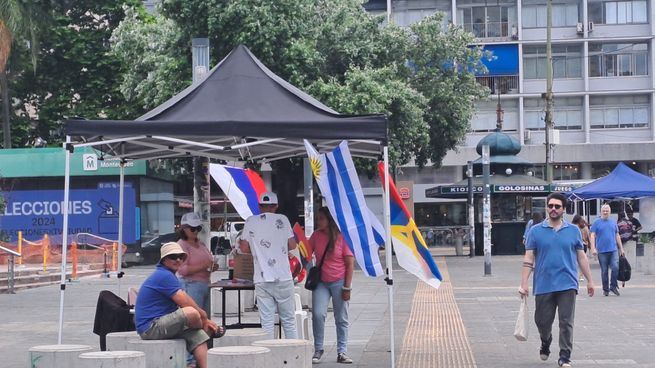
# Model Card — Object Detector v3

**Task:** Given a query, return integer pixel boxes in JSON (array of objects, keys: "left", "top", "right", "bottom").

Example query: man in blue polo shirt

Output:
[
  {"left": 590, "top": 204, "right": 625, "bottom": 296},
  {"left": 520, "top": 193, "right": 595, "bottom": 368},
  {"left": 135, "top": 242, "right": 222, "bottom": 368}
]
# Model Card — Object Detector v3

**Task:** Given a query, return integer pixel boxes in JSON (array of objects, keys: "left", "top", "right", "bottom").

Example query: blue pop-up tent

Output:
[{"left": 569, "top": 162, "right": 655, "bottom": 200}]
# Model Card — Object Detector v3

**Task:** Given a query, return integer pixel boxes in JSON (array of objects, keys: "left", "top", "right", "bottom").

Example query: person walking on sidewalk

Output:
[
  {"left": 308, "top": 207, "right": 355, "bottom": 364},
  {"left": 572, "top": 215, "right": 591, "bottom": 281},
  {"left": 590, "top": 204, "right": 625, "bottom": 296},
  {"left": 519, "top": 193, "right": 595, "bottom": 368},
  {"left": 239, "top": 191, "right": 298, "bottom": 339}
]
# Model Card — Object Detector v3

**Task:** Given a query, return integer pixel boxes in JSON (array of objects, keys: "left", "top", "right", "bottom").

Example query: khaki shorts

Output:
[{"left": 140, "top": 309, "right": 210, "bottom": 352}]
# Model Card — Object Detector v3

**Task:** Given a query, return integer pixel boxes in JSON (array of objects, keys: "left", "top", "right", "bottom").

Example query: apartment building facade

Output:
[{"left": 363, "top": 0, "right": 655, "bottom": 227}]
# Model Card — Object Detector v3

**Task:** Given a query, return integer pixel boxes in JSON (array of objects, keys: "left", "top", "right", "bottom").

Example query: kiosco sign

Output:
[{"left": 1, "top": 188, "right": 137, "bottom": 243}]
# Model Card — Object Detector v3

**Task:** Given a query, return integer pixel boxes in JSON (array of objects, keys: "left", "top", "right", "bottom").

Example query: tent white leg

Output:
[
  {"left": 58, "top": 136, "right": 72, "bottom": 344},
  {"left": 382, "top": 145, "right": 395, "bottom": 368},
  {"left": 117, "top": 161, "right": 125, "bottom": 296}
]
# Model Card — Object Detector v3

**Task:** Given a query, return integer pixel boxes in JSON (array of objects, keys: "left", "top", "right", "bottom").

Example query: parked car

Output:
[{"left": 140, "top": 232, "right": 178, "bottom": 264}]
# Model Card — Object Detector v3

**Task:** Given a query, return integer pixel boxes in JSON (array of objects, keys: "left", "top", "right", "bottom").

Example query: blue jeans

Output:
[
  {"left": 312, "top": 279, "right": 349, "bottom": 354},
  {"left": 181, "top": 279, "right": 210, "bottom": 364},
  {"left": 255, "top": 280, "right": 297, "bottom": 339},
  {"left": 598, "top": 250, "right": 619, "bottom": 292},
  {"left": 182, "top": 279, "right": 210, "bottom": 314}
]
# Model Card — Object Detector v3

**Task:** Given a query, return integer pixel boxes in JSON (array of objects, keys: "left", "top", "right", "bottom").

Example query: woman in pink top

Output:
[
  {"left": 176, "top": 213, "right": 217, "bottom": 320},
  {"left": 309, "top": 207, "right": 354, "bottom": 364}
]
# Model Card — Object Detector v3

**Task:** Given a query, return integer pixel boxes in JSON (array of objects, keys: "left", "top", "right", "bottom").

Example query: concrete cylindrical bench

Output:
[
  {"left": 126, "top": 338, "right": 186, "bottom": 368},
  {"left": 208, "top": 346, "right": 271, "bottom": 367},
  {"left": 106, "top": 331, "right": 140, "bottom": 351},
  {"left": 252, "top": 339, "right": 312, "bottom": 368},
  {"left": 78, "top": 351, "right": 145, "bottom": 368},
  {"left": 214, "top": 328, "right": 270, "bottom": 347},
  {"left": 29, "top": 344, "right": 93, "bottom": 368}
]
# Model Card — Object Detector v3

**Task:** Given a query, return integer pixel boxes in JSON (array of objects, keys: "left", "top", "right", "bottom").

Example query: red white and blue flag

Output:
[{"left": 209, "top": 163, "right": 267, "bottom": 219}]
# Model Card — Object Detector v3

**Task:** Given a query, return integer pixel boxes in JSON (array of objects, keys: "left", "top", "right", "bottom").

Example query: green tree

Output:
[
  {"left": 110, "top": 6, "right": 189, "bottom": 111},
  {"left": 0, "top": 0, "right": 42, "bottom": 148},
  {"left": 8, "top": 0, "right": 141, "bottom": 147},
  {"left": 109, "top": 1, "right": 487, "bottom": 220}
]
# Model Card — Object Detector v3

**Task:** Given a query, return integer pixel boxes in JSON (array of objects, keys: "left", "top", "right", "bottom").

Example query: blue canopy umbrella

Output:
[{"left": 568, "top": 162, "right": 655, "bottom": 200}]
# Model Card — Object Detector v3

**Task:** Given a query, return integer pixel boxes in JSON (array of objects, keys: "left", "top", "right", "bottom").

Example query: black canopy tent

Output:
[{"left": 60, "top": 45, "right": 396, "bottom": 361}]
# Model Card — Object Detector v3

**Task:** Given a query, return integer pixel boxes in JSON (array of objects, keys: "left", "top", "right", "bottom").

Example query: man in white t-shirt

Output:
[{"left": 239, "top": 191, "right": 298, "bottom": 339}]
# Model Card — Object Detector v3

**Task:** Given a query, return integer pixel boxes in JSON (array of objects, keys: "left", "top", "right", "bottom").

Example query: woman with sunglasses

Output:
[{"left": 176, "top": 213, "right": 221, "bottom": 366}]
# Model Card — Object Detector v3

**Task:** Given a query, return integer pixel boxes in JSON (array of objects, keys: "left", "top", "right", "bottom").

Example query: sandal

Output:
[{"left": 210, "top": 325, "right": 226, "bottom": 339}]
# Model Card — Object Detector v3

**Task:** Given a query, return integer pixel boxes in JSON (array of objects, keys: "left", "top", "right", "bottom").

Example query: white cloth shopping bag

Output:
[{"left": 513, "top": 295, "right": 529, "bottom": 341}]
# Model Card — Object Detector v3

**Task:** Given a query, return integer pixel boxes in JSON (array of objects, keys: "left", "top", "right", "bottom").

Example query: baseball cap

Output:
[
  {"left": 181, "top": 212, "right": 203, "bottom": 227},
  {"left": 259, "top": 191, "right": 278, "bottom": 205},
  {"left": 160, "top": 242, "right": 187, "bottom": 261}
]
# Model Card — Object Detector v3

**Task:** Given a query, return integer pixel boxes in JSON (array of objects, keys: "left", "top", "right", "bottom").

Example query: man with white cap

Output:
[
  {"left": 239, "top": 191, "right": 298, "bottom": 339},
  {"left": 135, "top": 242, "right": 222, "bottom": 368}
]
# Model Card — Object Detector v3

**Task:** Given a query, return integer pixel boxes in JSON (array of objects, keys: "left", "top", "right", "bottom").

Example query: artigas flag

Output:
[
  {"left": 378, "top": 162, "right": 442, "bottom": 289},
  {"left": 304, "top": 140, "right": 384, "bottom": 277},
  {"left": 209, "top": 163, "right": 267, "bottom": 220}
]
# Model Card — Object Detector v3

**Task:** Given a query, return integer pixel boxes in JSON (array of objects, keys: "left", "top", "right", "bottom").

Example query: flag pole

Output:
[
  {"left": 382, "top": 144, "right": 395, "bottom": 368},
  {"left": 58, "top": 136, "right": 72, "bottom": 344}
]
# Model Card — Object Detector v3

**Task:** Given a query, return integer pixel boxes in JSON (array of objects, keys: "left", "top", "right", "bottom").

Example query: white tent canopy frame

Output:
[{"left": 58, "top": 134, "right": 397, "bottom": 366}]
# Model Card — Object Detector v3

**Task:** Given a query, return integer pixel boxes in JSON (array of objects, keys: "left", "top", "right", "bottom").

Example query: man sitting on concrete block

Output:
[{"left": 135, "top": 242, "right": 225, "bottom": 368}]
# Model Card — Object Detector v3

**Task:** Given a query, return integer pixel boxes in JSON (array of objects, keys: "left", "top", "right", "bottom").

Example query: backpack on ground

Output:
[{"left": 618, "top": 255, "right": 631, "bottom": 285}]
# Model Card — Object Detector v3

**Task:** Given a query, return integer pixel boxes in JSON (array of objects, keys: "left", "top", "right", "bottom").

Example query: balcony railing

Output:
[{"left": 476, "top": 75, "right": 519, "bottom": 94}]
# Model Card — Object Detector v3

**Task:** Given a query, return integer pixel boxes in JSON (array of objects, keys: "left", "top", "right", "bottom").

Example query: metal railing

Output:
[
  {"left": 1, "top": 245, "right": 21, "bottom": 294},
  {"left": 476, "top": 75, "right": 520, "bottom": 94},
  {"left": 419, "top": 226, "right": 471, "bottom": 247}
]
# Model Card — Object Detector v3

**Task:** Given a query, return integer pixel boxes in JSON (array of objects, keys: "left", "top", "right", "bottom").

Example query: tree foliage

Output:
[
  {"left": 149, "top": 0, "right": 486, "bottom": 168},
  {"left": 6, "top": 0, "right": 141, "bottom": 147},
  {"left": 110, "top": 6, "right": 189, "bottom": 111}
]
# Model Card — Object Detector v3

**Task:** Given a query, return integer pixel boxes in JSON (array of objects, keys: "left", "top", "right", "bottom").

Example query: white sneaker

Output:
[{"left": 312, "top": 350, "right": 324, "bottom": 364}]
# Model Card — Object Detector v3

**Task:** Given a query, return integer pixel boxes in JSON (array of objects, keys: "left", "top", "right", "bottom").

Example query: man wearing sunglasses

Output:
[
  {"left": 135, "top": 242, "right": 221, "bottom": 368},
  {"left": 519, "top": 193, "right": 595, "bottom": 368}
]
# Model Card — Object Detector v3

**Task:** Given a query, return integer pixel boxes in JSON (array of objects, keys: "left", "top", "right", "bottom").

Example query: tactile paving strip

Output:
[{"left": 397, "top": 259, "right": 477, "bottom": 368}]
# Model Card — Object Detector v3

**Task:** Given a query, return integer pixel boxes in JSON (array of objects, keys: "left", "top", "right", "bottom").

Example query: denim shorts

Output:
[{"left": 140, "top": 309, "right": 210, "bottom": 352}]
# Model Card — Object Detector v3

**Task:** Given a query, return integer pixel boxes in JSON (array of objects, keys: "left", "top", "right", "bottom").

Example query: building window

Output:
[
  {"left": 524, "top": 45, "right": 582, "bottom": 79},
  {"left": 457, "top": 3, "right": 517, "bottom": 38},
  {"left": 588, "top": 1, "right": 648, "bottom": 25},
  {"left": 522, "top": 2, "right": 579, "bottom": 28},
  {"left": 524, "top": 97, "right": 583, "bottom": 131},
  {"left": 470, "top": 99, "right": 519, "bottom": 132},
  {"left": 590, "top": 95, "right": 650, "bottom": 128},
  {"left": 589, "top": 43, "right": 648, "bottom": 77},
  {"left": 529, "top": 164, "right": 581, "bottom": 181},
  {"left": 393, "top": 8, "right": 451, "bottom": 28}
]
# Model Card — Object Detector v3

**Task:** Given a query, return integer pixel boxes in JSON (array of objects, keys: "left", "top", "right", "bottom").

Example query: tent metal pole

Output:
[
  {"left": 382, "top": 145, "right": 395, "bottom": 368},
  {"left": 57, "top": 136, "right": 72, "bottom": 344},
  {"left": 117, "top": 161, "right": 126, "bottom": 296}
]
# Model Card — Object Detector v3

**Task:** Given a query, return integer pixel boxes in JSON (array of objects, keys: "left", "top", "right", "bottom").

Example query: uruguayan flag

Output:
[{"left": 304, "top": 140, "right": 384, "bottom": 277}]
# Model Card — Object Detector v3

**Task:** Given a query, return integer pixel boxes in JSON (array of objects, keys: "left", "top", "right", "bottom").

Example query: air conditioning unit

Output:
[
  {"left": 576, "top": 22, "right": 584, "bottom": 34},
  {"left": 588, "top": 22, "right": 594, "bottom": 32},
  {"left": 524, "top": 130, "right": 532, "bottom": 142}
]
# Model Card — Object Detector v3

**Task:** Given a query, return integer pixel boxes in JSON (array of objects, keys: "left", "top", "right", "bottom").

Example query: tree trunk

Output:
[{"left": 0, "top": 69, "right": 10, "bottom": 149}]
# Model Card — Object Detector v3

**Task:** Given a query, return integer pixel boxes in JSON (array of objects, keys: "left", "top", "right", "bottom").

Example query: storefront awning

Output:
[{"left": 425, "top": 175, "right": 580, "bottom": 198}]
